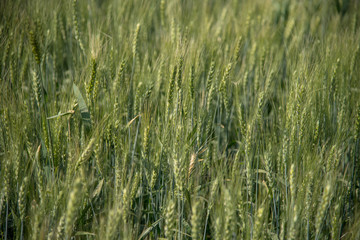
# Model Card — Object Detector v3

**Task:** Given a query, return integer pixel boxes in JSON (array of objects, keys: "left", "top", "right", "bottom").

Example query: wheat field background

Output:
[{"left": 0, "top": 0, "right": 360, "bottom": 239}]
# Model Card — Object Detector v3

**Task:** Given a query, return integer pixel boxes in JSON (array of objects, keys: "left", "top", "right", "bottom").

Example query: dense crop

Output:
[{"left": 1, "top": 0, "right": 360, "bottom": 239}]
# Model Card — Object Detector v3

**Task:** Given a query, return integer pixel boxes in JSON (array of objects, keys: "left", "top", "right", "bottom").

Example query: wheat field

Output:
[{"left": 0, "top": 0, "right": 360, "bottom": 239}]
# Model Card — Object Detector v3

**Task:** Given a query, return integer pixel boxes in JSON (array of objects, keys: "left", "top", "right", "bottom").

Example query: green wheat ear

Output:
[
  {"left": 191, "top": 198, "right": 203, "bottom": 240},
  {"left": 167, "top": 64, "right": 177, "bottom": 118},
  {"left": 165, "top": 198, "right": 176, "bottom": 239},
  {"left": 65, "top": 177, "right": 83, "bottom": 239},
  {"left": 86, "top": 57, "right": 97, "bottom": 103},
  {"left": 73, "top": 0, "right": 84, "bottom": 52},
  {"left": 1, "top": 0, "right": 360, "bottom": 239},
  {"left": 132, "top": 23, "right": 141, "bottom": 59},
  {"left": 32, "top": 70, "right": 42, "bottom": 108},
  {"left": 29, "top": 31, "right": 41, "bottom": 65}
]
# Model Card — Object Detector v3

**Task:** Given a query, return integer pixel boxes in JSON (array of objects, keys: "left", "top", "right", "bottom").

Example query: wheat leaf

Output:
[{"left": 73, "top": 83, "right": 91, "bottom": 127}]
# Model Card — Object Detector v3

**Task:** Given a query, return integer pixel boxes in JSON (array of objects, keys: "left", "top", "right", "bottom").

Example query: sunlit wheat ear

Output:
[{"left": 188, "top": 153, "right": 197, "bottom": 178}]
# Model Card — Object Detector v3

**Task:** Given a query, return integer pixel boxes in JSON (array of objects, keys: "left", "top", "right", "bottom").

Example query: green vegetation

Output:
[{"left": 1, "top": 0, "right": 360, "bottom": 239}]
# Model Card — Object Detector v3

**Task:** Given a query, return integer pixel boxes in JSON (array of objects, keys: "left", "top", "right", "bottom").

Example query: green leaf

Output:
[
  {"left": 73, "top": 83, "right": 91, "bottom": 127},
  {"left": 75, "top": 231, "right": 96, "bottom": 236},
  {"left": 138, "top": 217, "right": 163, "bottom": 240}
]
